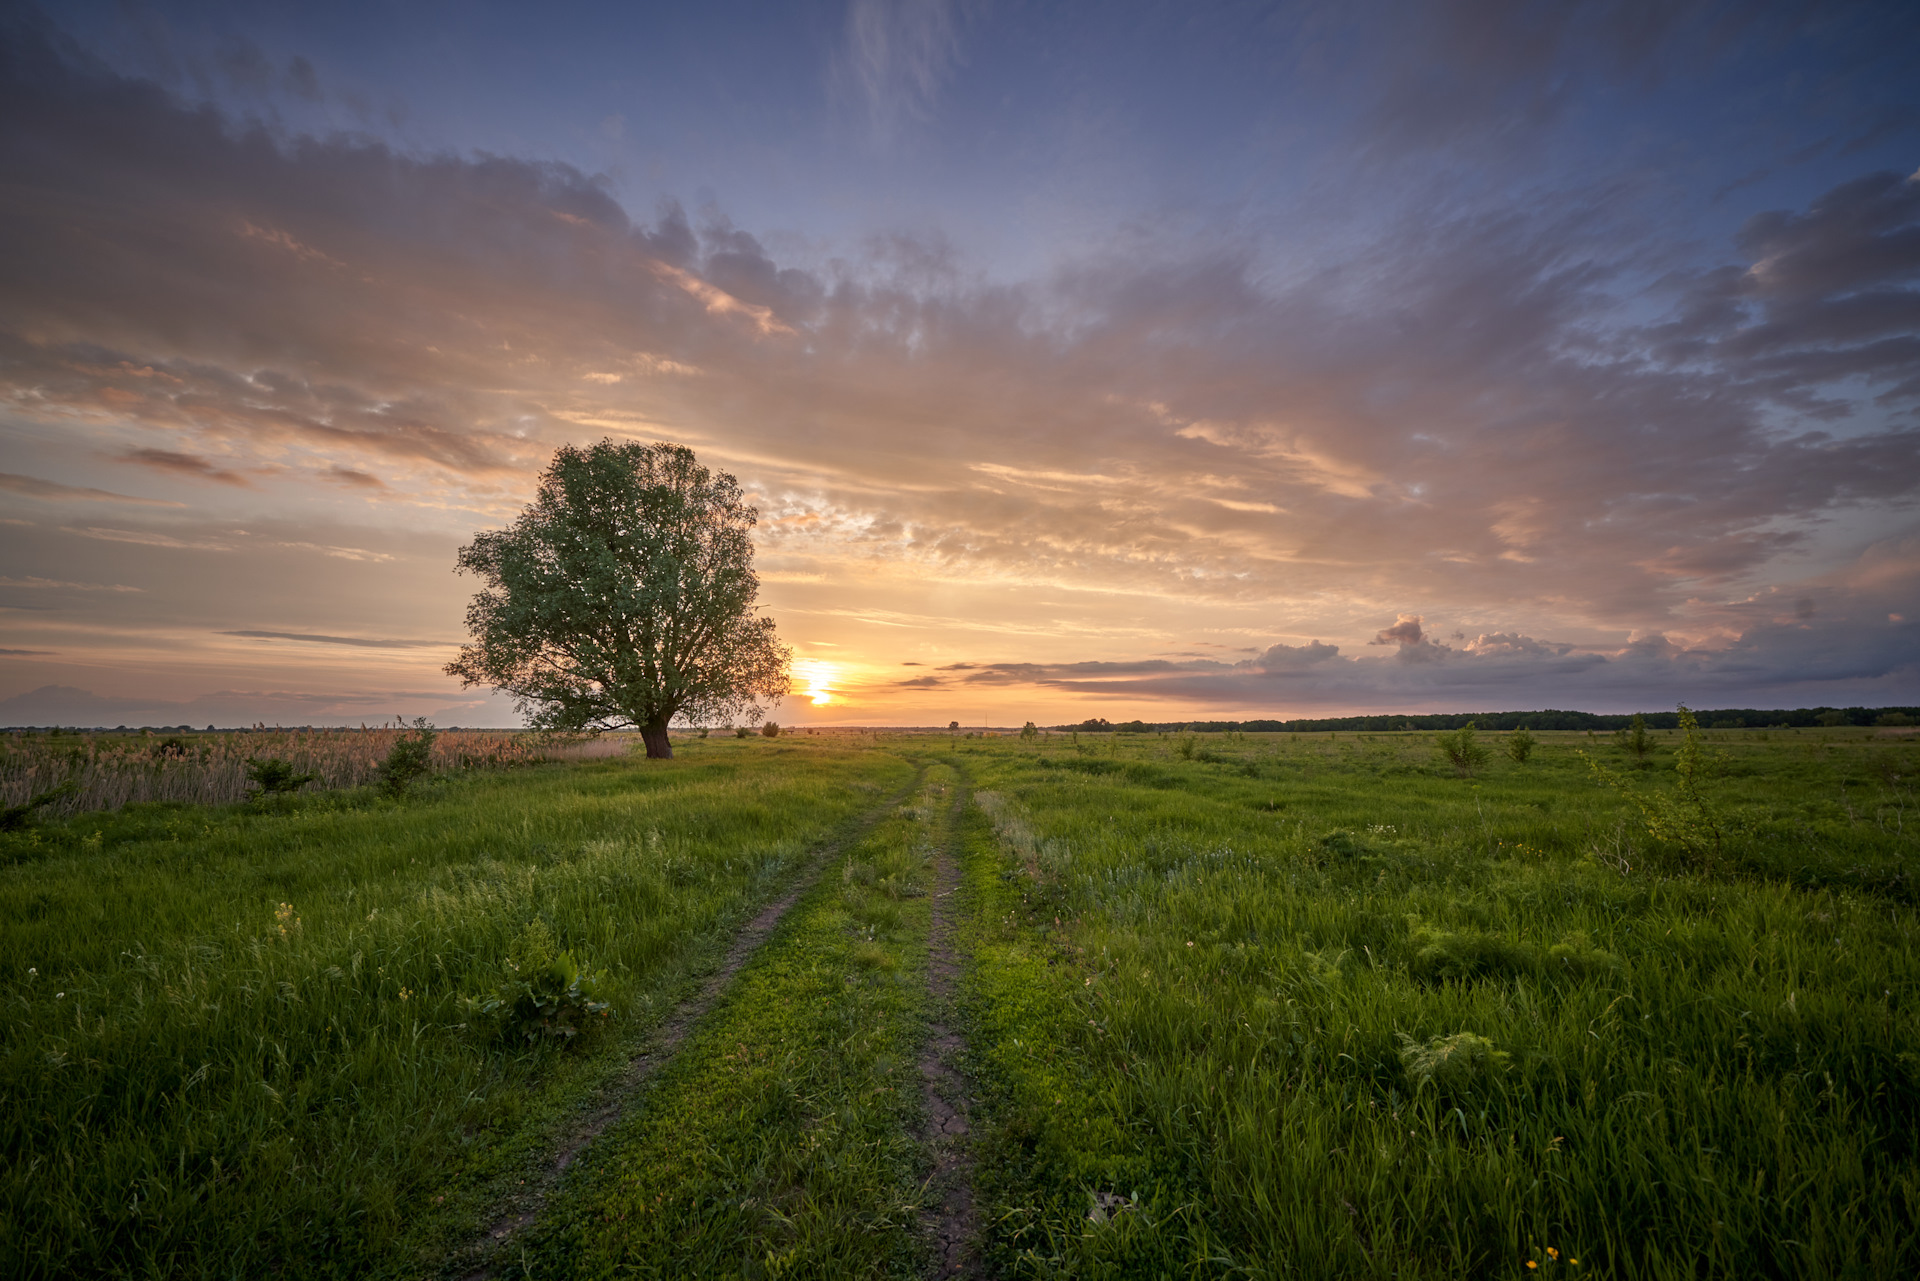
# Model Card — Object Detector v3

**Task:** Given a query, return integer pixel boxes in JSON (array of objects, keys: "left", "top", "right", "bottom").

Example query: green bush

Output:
[
  {"left": 1434, "top": 722, "right": 1490, "bottom": 775},
  {"left": 244, "top": 757, "right": 315, "bottom": 796},
  {"left": 1399, "top": 1031, "right": 1510, "bottom": 1094},
  {"left": 1504, "top": 726, "right": 1537, "bottom": 763},
  {"left": 761, "top": 721, "right": 781, "bottom": 738},
  {"left": 376, "top": 718, "right": 437, "bottom": 795},
  {"left": 463, "top": 919, "right": 610, "bottom": 1045}
]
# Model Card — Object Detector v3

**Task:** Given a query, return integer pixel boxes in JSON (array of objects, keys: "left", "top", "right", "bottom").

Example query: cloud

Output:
[
  {"left": 119, "top": 448, "right": 252, "bottom": 486},
  {"left": 0, "top": 575, "right": 143, "bottom": 592},
  {"left": 0, "top": 471, "right": 185, "bottom": 506},
  {"left": 840, "top": 0, "right": 967, "bottom": 143},
  {"left": 0, "top": 683, "right": 519, "bottom": 728},
  {"left": 0, "top": 24, "right": 1916, "bottom": 715},
  {"left": 219, "top": 630, "right": 451, "bottom": 648}
]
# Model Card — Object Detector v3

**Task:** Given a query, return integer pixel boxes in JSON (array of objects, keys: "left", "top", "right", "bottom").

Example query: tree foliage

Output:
[{"left": 446, "top": 441, "right": 790, "bottom": 759}]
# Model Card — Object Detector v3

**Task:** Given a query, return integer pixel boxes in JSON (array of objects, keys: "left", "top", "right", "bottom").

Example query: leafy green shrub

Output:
[
  {"left": 760, "top": 721, "right": 782, "bottom": 738},
  {"left": 463, "top": 919, "right": 610, "bottom": 1045},
  {"left": 734, "top": 726, "right": 752, "bottom": 738},
  {"left": 0, "top": 780, "right": 78, "bottom": 831},
  {"left": 1020, "top": 721, "right": 1038, "bottom": 741},
  {"left": 1584, "top": 704, "right": 1729, "bottom": 872},
  {"left": 376, "top": 718, "right": 436, "bottom": 795},
  {"left": 1175, "top": 732, "right": 1198, "bottom": 760},
  {"left": 1544, "top": 930, "right": 1624, "bottom": 981},
  {"left": 244, "top": 757, "right": 316, "bottom": 797},
  {"left": 1434, "top": 722, "right": 1490, "bottom": 775},
  {"left": 1613, "top": 712, "right": 1655, "bottom": 759},
  {"left": 1505, "top": 726, "right": 1537, "bottom": 763},
  {"left": 1399, "top": 1031, "right": 1510, "bottom": 1093},
  {"left": 1409, "top": 921, "right": 1536, "bottom": 982}
]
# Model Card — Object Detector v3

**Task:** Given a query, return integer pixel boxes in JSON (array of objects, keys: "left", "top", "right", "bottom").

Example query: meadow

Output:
[{"left": 1, "top": 722, "right": 1915, "bottom": 1278}]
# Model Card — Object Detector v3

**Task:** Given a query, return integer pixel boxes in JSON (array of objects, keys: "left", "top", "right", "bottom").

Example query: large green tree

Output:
[{"left": 446, "top": 440, "right": 790, "bottom": 758}]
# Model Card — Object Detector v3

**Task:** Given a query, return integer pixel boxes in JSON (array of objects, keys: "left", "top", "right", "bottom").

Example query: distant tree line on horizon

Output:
[{"left": 1055, "top": 706, "right": 1920, "bottom": 734}]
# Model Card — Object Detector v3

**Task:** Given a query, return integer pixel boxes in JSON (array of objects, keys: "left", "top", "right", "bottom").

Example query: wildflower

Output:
[
  {"left": 27, "top": 967, "right": 35, "bottom": 976},
  {"left": 275, "top": 902, "right": 301, "bottom": 938},
  {"left": 1526, "top": 1264, "right": 1537, "bottom": 1271},
  {"left": 398, "top": 987, "right": 412, "bottom": 1001},
  {"left": 56, "top": 992, "right": 65, "bottom": 999},
  {"left": 1548, "top": 1248, "right": 1559, "bottom": 1260}
]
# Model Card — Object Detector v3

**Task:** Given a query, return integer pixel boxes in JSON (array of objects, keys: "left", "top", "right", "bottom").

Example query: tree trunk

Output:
[{"left": 640, "top": 722, "right": 674, "bottom": 759}]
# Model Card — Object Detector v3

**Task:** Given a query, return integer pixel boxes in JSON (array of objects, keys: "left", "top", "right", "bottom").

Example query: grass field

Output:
[{"left": 2, "top": 724, "right": 1916, "bottom": 1278}]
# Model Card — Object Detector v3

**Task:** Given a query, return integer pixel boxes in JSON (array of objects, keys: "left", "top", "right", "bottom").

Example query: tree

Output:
[{"left": 446, "top": 440, "right": 790, "bottom": 759}]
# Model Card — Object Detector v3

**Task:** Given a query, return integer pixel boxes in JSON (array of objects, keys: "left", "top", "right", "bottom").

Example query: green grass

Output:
[
  {"left": 952, "top": 728, "right": 1920, "bottom": 1278},
  {"left": 524, "top": 762, "right": 957, "bottom": 1279},
  {"left": 4, "top": 725, "right": 1918, "bottom": 1279},
  {"left": 0, "top": 737, "right": 910, "bottom": 1279}
]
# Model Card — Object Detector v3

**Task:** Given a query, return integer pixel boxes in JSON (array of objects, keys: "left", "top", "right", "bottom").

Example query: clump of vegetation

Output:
[
  {"left": 1613, "top": 712, "right": 1655, "bottom": 760},
  {"left": 0, "top": 780, "right": 78, "bottom": 831},
  {"left": 464, "top": 919, "right": 609, "bottom": 1045},
  {"left": 1434, "top": 722, "right": 1490, "bottom": 775},
  {"left": 1408, "top": 921, "right": 1535, "bottom": 982},
  {"left": 1504, "top": 725, "right": 1536, "bottom": 763},
  {"left": 376, "top": 718, "right": 437, "bottom": 795},
  {"left": 1020, "top": 721, "right": 1039, "bottom": 741},
  {"left": 1175, "top": 731, "right": 1198, "bottom": 760},
  {"left": 1399, "top": 1031, "right": 1510, "bottom": 1093},
  {"left": 761, "top": 721, "right": 781, "bottom": 738},
  {"left": 244, "top": 757, "right": 316, "bottom": 797},
  {"left": 734, "top": 726, "right": 752, "bottom": 738},
  {"left": 1585, "top": 704, "right": 1728, "bottom": 871}
]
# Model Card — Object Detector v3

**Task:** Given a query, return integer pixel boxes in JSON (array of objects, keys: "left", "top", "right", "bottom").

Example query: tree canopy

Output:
[{"left": 446, "top": 440, "right": 790, "bottom": 758}]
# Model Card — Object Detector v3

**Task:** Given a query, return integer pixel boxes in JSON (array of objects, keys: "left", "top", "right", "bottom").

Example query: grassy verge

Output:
[
  {"left": 0, "top": 738, "right": 909, "bottom": 1279},
  {"left": 528, "top": 762, "right": 957, "bottom": 1279},
  {"left": 952, "top": 730, "right": 1920, "bottom": 1279}
]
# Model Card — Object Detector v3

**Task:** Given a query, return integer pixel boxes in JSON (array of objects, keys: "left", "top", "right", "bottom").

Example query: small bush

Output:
[
  {"left": 1505, "top": 726, "right": 1536, "bottom": 764},
  {"left": 376, "top": 718, "right": 436, "bottom": 795},
  {"left": 1545, "top": 931, "right": 1624, "bottom": 981},
  {"left": 1399, "top": 1031, "right": 1510, "bottom": 1094},
  {"left": 0, "top": 780, "right": 78, "bottom": 831},
  {"left": 1175, "top": 732, "right": 1198, "bottom": 760},
  {"left": 734, "top": 726, "right": 752, "bottom": 738},
  {"left": 1409, "top": 922, "right": 1535, "bottom": 982},
  {"left": 1434, "top": 723, "right": 1490, "bottom": 776},
  {"left": 1613, "top": 712, "right": 1655, "bottom": 759},
  {"left": 244, "top": 757, "right": 316, "bottom": 797},
  {"left": 761, "top": 721, "right": 781, "bottom": 738},
  {"left": 463, "top": 919, "right": 609, "bottom": 1045}
]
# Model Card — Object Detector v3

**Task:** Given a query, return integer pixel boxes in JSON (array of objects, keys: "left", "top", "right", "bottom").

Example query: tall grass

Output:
[
  {"left": 0, "top": 739, "right": 910, "bottom": 1278},
  {"left": 955, "top": 729, "right": 1920, "bottom": 1278},
  {"left": 0, "top": 727, "right": 579, "bottom": 819}
]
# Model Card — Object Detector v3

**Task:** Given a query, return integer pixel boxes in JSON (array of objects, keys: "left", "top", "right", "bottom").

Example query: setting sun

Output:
[{"left": 793, "top": 659, "right": 839, "bottom": 706}]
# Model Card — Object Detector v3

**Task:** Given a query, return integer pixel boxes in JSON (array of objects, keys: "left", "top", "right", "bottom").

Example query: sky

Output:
[{"left": 1, "top": 0, "right": 1918, "bottom": 729}]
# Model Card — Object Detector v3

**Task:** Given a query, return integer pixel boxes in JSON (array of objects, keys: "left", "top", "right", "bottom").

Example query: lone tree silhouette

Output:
[{"left": 447, "top": 440, "right": 790, "bottom": 759}]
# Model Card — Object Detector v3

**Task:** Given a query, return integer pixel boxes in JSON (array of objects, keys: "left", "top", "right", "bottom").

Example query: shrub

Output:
[
  {"left": 463, "top": 919, "right": 609, "bottom": 1045},
  {"left": 1434, "top": 722, "right": 1490, "bottom": 776},
  {"left": 1020, "top": 721, "right": 1039, "bottom": 741},
  {"left": 1613, "top": 712, "right": 1655, "bottom": 759},
  {"left": 0, "top": 780, "right": 78, "bottom": 831},
  {"left": 1399, "top": 1031, "right": 1510, "bottom": 1094},
  {"left": 1409, "top": 922, "right": 1535, "bottom": 982},
  {"left": 1583, "top": 704, "right": 1728, "bottom": 872},
  {"left": 1505, "top": 726, "right": 1537, "bottom": 763},
  {"left": 376, "top": 719, "right": 436, "bottom": 795},
  {"left": 244, "top": 757, "right": 316, "bottom": 797},
  {"left": 734, "top": 726, "right": 752, "bottom": 738},
  {"left": 1175, "top": 732, "right": 1198, "bottom": 761},
  {"left": 761, "top": 721, "right": 781, "bottom": 738}
]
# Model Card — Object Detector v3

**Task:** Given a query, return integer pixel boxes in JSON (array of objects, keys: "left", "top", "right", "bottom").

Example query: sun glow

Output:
[{"left": 793, "top": 658, "right": 839, "bottom": 706}]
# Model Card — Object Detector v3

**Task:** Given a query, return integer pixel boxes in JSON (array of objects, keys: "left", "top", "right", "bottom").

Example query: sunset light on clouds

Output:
[{"left": 1, "top": 0, "right": 1918, "bottom": 727}]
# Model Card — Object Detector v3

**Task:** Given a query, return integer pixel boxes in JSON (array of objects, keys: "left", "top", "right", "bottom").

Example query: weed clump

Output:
[
  {"left": 1584, "top": 704, "right": 1729, "bottom": 871},
  {"left": 376, "top": 718, "right": 436, "bottom": 795},
  {"left": 1434, "top": 722, "right": 1490, "bottom": 776},
  {"left": 1505, "top": 726, "right": 1537, "bottom": 764},
  {"left": 244, "top": 757, "right": 315, "bottom": 797},
  {"left": 463, "top": 919, "right": 609, "bottom": 1045},
  {"left": 761, "top": 721, "right": 781, "bottom": 738},
  {"left": 1399, "top": 1031, "right": 1510, "bottom": 1093},
  {"left": 1408, "top": 921, "right": 1534, "bottom": 982}
]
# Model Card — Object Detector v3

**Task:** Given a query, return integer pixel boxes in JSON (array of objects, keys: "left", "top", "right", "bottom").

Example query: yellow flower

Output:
[
  {"left": 1548, "top": 1248, "right": 1559, "bottom": 1260},
  {"left": 1526, "top": 1264, "right": 1537, "bottom": 1271}
]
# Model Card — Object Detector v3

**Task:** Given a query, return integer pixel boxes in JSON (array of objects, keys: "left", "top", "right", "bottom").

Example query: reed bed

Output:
[{"left": 0, "top": 727, "right": 606, "bottom": 817}]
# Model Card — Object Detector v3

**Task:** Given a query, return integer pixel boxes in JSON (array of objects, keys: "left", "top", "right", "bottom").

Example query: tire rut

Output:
[
  {"left": 450, "top": 763, "right": 928, "bottom": 1280},
  {"left": 919, "top": 762, "right": 980, "bottom": 1277}
]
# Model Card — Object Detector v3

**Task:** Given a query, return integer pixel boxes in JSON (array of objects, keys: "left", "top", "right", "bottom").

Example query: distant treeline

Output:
[{"left": 1055, "top": 707, "right": 1920, "bottom": 734}]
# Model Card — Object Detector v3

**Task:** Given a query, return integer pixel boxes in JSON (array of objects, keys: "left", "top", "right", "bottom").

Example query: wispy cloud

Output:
[
  {"left": 840, "top": 0, "right": 966, "bottom": 143},
  {"left": 220, "top": 630, "right": 451, "bottom": 648},
  {"left": 0, "top": 472, "right": 185, "bottom": 506},
  {"left": 0, "top": 576, "right": 144, "bottom": 592}
]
